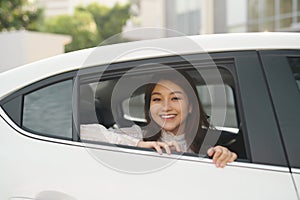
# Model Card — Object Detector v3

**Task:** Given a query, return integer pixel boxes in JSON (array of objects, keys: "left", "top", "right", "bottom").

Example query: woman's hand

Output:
[
  {"left": 137, "top": 141, "right": 181, "bottom": 155},
  {"left": 207, "top": 146, "right": 237, "bottom": 168}
]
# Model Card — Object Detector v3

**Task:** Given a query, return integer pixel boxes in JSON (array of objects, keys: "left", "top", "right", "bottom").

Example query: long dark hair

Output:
[{"left": 143, "top": 70, "right": 210, "bottom": 153}]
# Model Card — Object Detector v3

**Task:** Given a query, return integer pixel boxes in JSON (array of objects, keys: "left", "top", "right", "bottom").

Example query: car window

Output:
[
  {"left": 288, "top": 57, "right": 300, "bottom": 91},
  {"left": 22, "top": 80, "right": 73, "bottom": 139},
  {"left": 197, "top": 84, "right": 238, "bottom": 132},
  {"left": 79, "top": 66, "right": 247, "bottom": 160}
]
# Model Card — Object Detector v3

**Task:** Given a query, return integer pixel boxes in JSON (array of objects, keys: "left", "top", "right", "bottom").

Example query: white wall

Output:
[
  {"left": 227, "top": 0, "right": 247, "bottom": 32},
  {"left": 201, "top": 0, "right": 214, "bottom": 34},
  {"left": 0, "top": 30, "right": 71, "bottom": 73},
  {"left": 125, "top": 0, "right": 166, "bottom": 40},
  {"left": 36, "top": 0, "right": 70, "bottom": 17},
  {"left": 140, "top": 0, "right": 165, "bottom": 28}
]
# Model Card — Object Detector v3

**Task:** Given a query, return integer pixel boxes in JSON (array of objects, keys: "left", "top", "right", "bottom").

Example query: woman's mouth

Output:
[{"left": 160, "top": 114, "right": 176, "bottom": 119}]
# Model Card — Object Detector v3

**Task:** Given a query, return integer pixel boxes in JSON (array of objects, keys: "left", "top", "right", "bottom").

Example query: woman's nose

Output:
[{"left": 162, "top": 99, "right": 171, "bottom": 111}]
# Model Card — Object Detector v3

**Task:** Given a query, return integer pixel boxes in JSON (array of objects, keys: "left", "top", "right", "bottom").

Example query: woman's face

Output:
[{"left": 149, "top": 80, "right": 191, "bottom": 134}]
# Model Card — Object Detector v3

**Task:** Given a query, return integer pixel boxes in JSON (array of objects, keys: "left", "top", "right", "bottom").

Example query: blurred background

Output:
[{"left": 0, "top": 0, "right": 299, "bottom": 72}]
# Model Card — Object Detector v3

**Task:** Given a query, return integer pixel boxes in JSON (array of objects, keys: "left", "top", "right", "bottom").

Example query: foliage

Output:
[
  {"left": 0, "top": 0, "right": 43, "bottom": 31},
  {"left": 40, "top": 2, "right": 131, "bottom": 52},
  {"left": 41, "top": 10, "right": 98, "bottom": 52},
  {"left": 76, "top": 2, "right": 131, "bottom": 46}
]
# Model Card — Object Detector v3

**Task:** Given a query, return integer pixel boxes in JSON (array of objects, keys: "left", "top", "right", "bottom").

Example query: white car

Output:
[{"left": 0, "top": 32, "right": 300, "bottom": 200}]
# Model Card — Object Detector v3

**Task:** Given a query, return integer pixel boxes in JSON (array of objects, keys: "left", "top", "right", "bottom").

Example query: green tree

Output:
[
  {"left": 41, "top": 10, "right": 98, "bottom": 52},
  {"left": 0, "top": 0, "right": 43, "bottom": 31},
  {"left": 40, "top": 2, "right": 131, "bottom": 52},
  {"left": 77, "top": 2, "right": 130, "bottom": 45}
]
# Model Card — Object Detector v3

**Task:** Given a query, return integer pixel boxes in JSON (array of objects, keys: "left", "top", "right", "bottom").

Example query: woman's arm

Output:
[{"left": 80, "top": 124, "right": 141, "bottom": 146}]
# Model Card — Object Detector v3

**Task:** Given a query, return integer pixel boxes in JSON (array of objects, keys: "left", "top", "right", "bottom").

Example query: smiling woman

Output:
[
  {"left": 79, "top": 68, "right": 241, "bottom": 168},
  {"left": 148, "top": 80, "right": 192, "bottom": 135},
  {"left": 141, "top": 71, "right": 207, "bottom": 148},
  {"left": 138, "top": 71, "right": 238, "bottom": 167}
]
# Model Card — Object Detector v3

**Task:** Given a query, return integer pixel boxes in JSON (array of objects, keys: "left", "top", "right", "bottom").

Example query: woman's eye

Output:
[
  {"left": 172, "top": 97, "right": 182, "bottom": 101},
  {"left": 152, "top": 98, "right": 161, "bottom": 102}
]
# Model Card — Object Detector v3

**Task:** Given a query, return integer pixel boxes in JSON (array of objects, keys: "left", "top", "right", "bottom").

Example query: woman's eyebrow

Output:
[
  {"left": 151, "top": 92, "right": 161, "bottom": 96},
  {"left": 152, "top": 91, "right": 183, "bottom": 96},
  {"left": 170, "top": 91, "right": 183, "bottom": 95}
]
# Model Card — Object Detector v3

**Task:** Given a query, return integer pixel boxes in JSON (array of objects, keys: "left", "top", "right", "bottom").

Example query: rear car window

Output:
[{"left": 22, "top": 80, "right": 73, "bottom": 139}]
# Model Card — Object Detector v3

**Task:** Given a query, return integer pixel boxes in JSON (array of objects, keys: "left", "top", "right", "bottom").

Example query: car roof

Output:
[{"left": 1, "top": 32, "right": 300, "bottom": 99}]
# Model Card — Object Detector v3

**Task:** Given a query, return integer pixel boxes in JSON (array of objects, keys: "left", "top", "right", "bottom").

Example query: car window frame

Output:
[
  {"left": 77, "top": 53, "right": 252, "bottom": 162},
  {"left": 211, "top": 51, "right": 289, "bottom": 167},
  {"left": 0, "top": 71, "right": 78, "bottom": 141},
  {"left": 259, "top": 50, "right": 300, "bottom": 169}
]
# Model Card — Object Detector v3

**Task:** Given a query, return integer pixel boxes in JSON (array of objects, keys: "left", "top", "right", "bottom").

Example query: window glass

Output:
[
  {"left": 248, "top": 0, "right": 259, "bottom": 20},
  {"left": 280, "top": 0, "right": 292, "bottom": 14},
  {"left": 23, "top": 80, "right": 73, "bottom": 139},
  {"left": 278, "top": 0, "right": 293, "bottom": 29},
  {"left": 288, "top": 57, "right": 300, "bottom": 91},
  {"left": 280, "top": 17, "right": 293, "bottom": 29},
  {"left": 197, "top": 84, "right": 238, "bottom": 132},
  {"left": 122, "top": 93, "right": 146, "bottom": 123},
  {"left": 263, "top": 0, "right": 275, "bottom": 18},
  {"left": 298, "top": 1, "right": 300, "bottom": 23}
]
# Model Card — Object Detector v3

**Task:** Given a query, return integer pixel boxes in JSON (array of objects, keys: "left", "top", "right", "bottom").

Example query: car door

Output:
[
  {"left": 260, "top": 50, "right": 300, "bottom": 197},
  {"left": 75, "top": 51, "right": 298, "bottom": 199}
]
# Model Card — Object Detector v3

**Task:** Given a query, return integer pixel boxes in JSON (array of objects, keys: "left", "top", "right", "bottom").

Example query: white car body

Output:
[{"left": 0, "top": 32, "right": 300, "bottom": 200}]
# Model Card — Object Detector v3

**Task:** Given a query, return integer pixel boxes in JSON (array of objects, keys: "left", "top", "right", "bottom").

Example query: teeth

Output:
[{"left": 160, "top": 114, "right": 176, "bottom": 119}]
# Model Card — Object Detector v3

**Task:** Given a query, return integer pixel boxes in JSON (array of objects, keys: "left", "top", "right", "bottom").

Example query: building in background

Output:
[
  {"left": 125, "top": 0, "right": 299, "bottom": 41},
  {"left": 34, "top": 0, "right": 300, "bottom": 38},
  {"left": 3, "top": 0, "right": 299, "bottom": 72},
  {"left": 123, "top": 0, "right": 230, "bottom": 40},
  {"left": 165, "top": 0, "right": 203, "bottom": 35},
  {"left": 227, "top": 0, "right": 247, "bottom": 33},
  {"left": 35, "top": 0, "right": 70, "bottom": 17},
  {"left": 247, "top": 0, "right": 300, "bottom": 32}
]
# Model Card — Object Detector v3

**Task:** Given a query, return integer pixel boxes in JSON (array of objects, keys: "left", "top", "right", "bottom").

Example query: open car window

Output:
[{"left": 78, "top": 65, "right": 247, "bottom": 160}]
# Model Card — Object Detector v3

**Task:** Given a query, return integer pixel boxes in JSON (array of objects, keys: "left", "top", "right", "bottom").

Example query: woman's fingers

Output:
[
  {"left": 157, "top": 141, "right": 182, "bottom": 154},
  {"left": 167, "top": 141, "right": 181, "bottom": 152},
  {"left": 151, "top": 142, "right": 163, "bottom": 155},
  {"left": 140, "top": 141, "right": 237, "bottom": 167},
  {"left": 156, "top": 142, "right": 171, "bottom": 154},
  {"left": 207, "top": 146, "right": 237, "bottom": 168},
  {"left": 230, "top": 151, "right": 238, "bottom": 162},
  {"left": 218, "top": 150, "right": 232, "bottom": 168},
  {"left": 137, "top": 141, "right": 181, "bottom": 155}
]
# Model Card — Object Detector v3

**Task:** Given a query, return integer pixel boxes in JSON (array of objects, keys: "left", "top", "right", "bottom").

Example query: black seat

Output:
[
  {"left": 79, "top": 84, "right": 99, "bottom": 124},
  {"left": 94, "top": 80, "right": 117, "bottom": 128}
]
